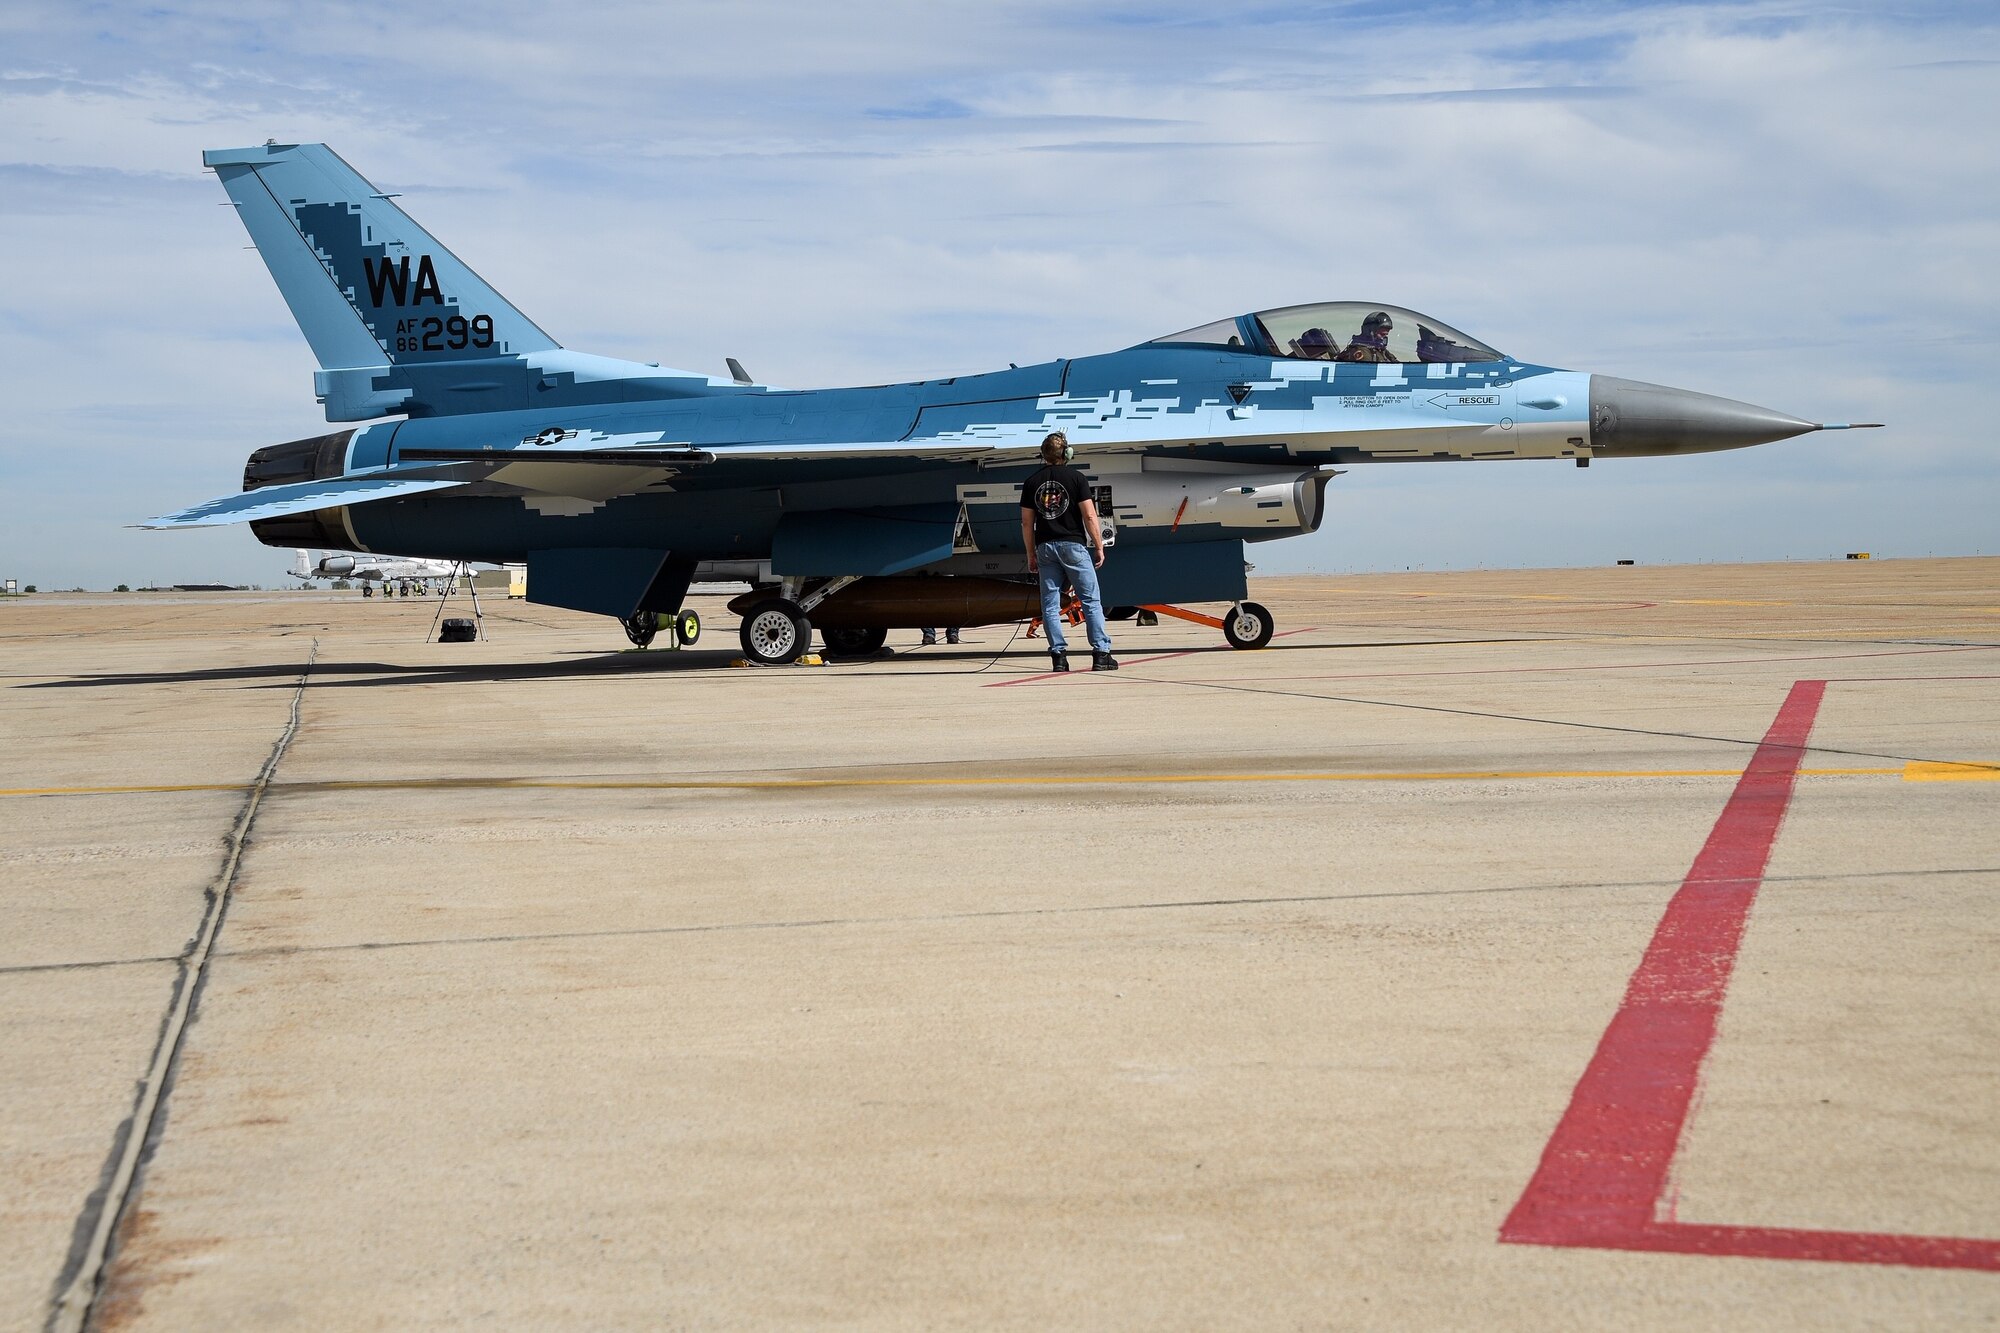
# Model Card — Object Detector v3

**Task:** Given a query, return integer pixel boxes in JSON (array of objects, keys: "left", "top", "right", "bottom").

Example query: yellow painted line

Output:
[
  {"left": 0, "top": 767, "right": 1903, "bottom": 798},
  {"left": 0, "top": 782, "right": 244, "bottom": 797},
  {"left": 1316, "top": 587, "right": 1794, "bottom": 607},
  {"left": 1903, "top": 761, "right": 2000, "bottom": 782}
]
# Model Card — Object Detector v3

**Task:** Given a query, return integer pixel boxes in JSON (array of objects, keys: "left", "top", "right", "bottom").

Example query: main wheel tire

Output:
[
  {"left": 1222, "top": 601, "right": 1275, "bottom": 650},
  {"left": 674, "top": 609, "right": 701, "bottom": 646},
  {"left": 739, "top": 599, "right": 812, "bottom": 665},
  {"left": 822, "top": 626, "right": 888, "bottom": 657},
  {"left": 1105, "top": 605, "right": 1139, "bottom": 621},
  {"left": 623, "top": 610, "right": 660, "bottom": 648}
]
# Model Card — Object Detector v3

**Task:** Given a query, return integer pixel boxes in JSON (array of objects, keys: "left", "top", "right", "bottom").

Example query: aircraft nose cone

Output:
[{"left": 1589, "top": 375, "right": 1819, "bottom": 456}]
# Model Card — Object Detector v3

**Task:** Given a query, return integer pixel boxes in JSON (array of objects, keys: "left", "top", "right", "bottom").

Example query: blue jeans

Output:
[{"left": 1035, "top": 541, "right": 1112, "bottom": 655}]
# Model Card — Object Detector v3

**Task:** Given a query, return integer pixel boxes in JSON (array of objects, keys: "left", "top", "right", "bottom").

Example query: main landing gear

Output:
[
  {"left": 821, "top": 626, "right": 889, "bottom": 657},
  {"left": 735, "top": 576, "right": 861, "bottom": 665},
  {"left": 739, "top": 599, "right": 811, "bottom": 665}
]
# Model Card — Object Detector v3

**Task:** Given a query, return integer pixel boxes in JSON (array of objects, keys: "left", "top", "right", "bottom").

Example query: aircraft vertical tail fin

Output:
[
  {"left": 291, "top": 548, "right": 314, "bottom": 580},
  {"left": 202, "top": 143, "right": 560, "bottom": 374}
]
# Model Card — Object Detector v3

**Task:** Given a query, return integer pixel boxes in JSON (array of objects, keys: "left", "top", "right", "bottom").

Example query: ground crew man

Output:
[{"left": 1020, "top": 431, "right": 1117, "bottom": 672}]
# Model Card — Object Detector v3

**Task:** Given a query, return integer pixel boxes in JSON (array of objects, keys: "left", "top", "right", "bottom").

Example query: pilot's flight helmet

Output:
[
  {"left": 1296, "top": 327, "right": 1336, "bottom": 356},
  {"left": 1362, "top": 311, "right": 1394, "bottom": 334}
]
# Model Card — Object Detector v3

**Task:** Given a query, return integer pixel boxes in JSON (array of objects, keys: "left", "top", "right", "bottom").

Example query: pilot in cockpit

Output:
[
  {"left": 1336, "top": 311, "right": 1397, "bottom": 363},
  {"left": 1290, "top": 327, "right": 1339, "bottom": 360}
]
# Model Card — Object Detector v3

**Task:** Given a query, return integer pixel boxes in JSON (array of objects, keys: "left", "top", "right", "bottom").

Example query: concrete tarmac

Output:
[{"left": 2, "top": 559, "right": 1996, "bottom": 1330}]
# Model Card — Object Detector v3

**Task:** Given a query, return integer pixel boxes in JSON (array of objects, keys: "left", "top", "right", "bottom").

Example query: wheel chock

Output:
[{"left": 727, "top": 654, "right": 827, "bottom": 668}]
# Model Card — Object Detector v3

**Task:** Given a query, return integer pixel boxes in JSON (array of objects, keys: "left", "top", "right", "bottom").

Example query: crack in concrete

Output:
[{"left": 43, "top": 641, "right": 316, "bottom": 1333}]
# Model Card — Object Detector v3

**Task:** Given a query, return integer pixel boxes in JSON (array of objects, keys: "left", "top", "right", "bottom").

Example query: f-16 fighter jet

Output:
[{"left": 148, "top": 142, "right": 1878, "bottom": 664}]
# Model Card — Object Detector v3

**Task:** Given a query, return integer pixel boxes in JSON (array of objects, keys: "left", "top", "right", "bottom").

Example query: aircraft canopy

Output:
[{"left": 1151, "top": 303, "right": 1506, "bottom": 364}]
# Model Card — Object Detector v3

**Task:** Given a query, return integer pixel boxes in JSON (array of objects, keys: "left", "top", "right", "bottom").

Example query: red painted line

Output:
[
  {"left": 1501, "top": 680, "right": 1825, "bottom": 1242},
  {"left": 985, "top": 627, "right": 1318, "bottom": 687},
  {"left": 1500, "top": 678, "right": 2000, "bottom": 1271},
  {"left": 1534, "top": 1222, "right": 2000, "bottom": 1272}
]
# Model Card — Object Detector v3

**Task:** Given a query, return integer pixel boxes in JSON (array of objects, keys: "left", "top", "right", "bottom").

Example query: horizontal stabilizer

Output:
[{"left": 140, "top": 475, "right": 460, "bottom": 529}]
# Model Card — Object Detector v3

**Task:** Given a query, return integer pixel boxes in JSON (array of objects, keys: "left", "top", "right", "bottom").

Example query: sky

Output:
[{"left": 1, "top": 0, "right": 1996, "bottom": 588}]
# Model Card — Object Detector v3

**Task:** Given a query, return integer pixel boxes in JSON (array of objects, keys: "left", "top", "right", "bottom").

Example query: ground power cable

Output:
[
  {"left": 1096, "top": 669, "right": 1985, "bottom": 769},
  {"left": 46, "top": 639, "right": 317, "bottom": 1333},
  {"left": 202, "top": 862, "right": 2000, "bottom": 965},
  {"left": 831, "top": 618, "right": 1031, "bottom": 676}
]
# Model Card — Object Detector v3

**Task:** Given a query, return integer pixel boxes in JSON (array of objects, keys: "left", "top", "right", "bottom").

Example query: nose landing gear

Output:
[
  {"left": 1135, "top": 600, "right": 1276, "bottom": 650},
  {"left": 1222, "top": 601, "right": 1275, "bottom": 649}
]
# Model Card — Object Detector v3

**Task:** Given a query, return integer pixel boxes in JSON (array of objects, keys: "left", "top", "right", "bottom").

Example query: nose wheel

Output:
[
  {"left": 1137, "top": 600, "right": 1277, "bottom": 650},
  {"left": 1222, "top": 601, "right": 1275, "bottom": 650}
]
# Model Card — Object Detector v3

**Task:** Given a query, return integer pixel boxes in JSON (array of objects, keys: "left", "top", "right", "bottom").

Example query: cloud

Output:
[
  {"left": 865, "top": 97, "right": 975, "bottom": 120},
  {"left": 0, "top": 0, "right": 1996, "bottom": 588},
  {"left": 1338, "top": 85, "right": 1635, "bottom": 103}
]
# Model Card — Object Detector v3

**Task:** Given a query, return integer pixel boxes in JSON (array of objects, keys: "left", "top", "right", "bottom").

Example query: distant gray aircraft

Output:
[
  {"left": 149, "top": 141, "right": 1877, "bottom": 663},
  {"left": 288, "top": 548, "right": 472, "bottom": 598},
  {"left": 289, "top": 548, "right": 463, "bottom": 588}
]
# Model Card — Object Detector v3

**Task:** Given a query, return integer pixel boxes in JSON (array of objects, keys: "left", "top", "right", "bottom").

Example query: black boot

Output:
[
  {"left": 1092, "top": 651, "right": 1119, "bottom": 671},
  {"left": 1050, "top": 652, "right": 1070, "bottom": 673}
]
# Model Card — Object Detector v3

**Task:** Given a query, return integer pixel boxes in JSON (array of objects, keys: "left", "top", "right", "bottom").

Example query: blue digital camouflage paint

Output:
[{"left": 149, "top": 143, "right": 1872, "bottom": 662}]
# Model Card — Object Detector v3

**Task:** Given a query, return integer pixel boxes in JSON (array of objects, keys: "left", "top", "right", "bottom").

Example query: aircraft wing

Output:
[
  {"left": 395, "top": 441, "right": 1021, "bottom": 502},
  {"left": 399, "top": 441, "right": 1008, "bottom": 467},
  {"left": 140, "top": 475, "right": 462, "bottom": 529},
  {"left": 719, "top": 442, "right": 1007, "bottom": 463}
]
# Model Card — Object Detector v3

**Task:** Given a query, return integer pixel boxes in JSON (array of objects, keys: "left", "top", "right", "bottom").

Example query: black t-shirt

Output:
[{"left": 1021, "top": 464, "right": 1092, "bottom": 544}]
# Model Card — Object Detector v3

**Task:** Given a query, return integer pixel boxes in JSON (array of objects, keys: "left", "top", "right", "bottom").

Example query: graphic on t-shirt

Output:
[{"left": 1033, "top": 480, "right": 1072, "bottom": 520}]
